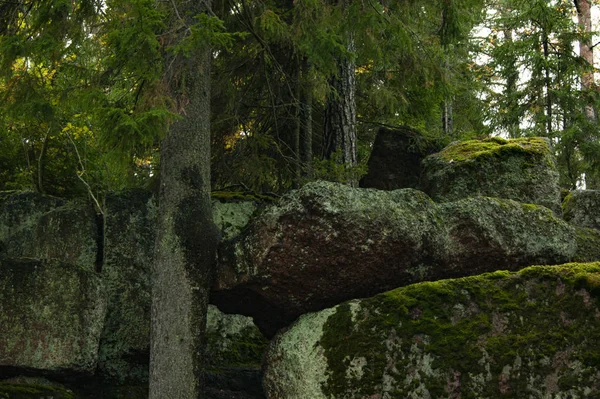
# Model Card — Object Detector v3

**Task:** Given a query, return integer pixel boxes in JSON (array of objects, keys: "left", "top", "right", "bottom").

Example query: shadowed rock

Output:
[{"left": 563, "top": 190, "right": 600, "bottom": 230}]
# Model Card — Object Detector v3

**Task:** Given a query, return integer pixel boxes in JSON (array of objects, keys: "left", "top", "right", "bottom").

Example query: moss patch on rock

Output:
[
  {"left": 419, "top": 137, "right": 562, "bottom": 214},
  {"left": 264, "top": 262, "right": 600, "bottom": 398},
  {"left": 0, "top": 382, "right": 75, "bottom": 399},
  {"left": 573, "top": 226, "right": 600, "bottom": 262}
]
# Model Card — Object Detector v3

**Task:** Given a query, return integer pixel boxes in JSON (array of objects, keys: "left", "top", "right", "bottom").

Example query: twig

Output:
[{"left": 66, "top": 132, "right": 104, "bottom": 215}]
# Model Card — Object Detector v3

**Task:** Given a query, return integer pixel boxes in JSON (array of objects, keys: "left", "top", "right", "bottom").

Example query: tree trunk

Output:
[
  {"left": 543, "top": 33, "right": 553, "bottom": 136},
  {"left": 323, "top": 38, "right": 357, "bottom": 178},
  {"left": 504, "top": 27, "right": 519, "bottom": 138},
  {"left": 574, "top": 0, "right": 595, "bottom": 120},
  {"left": 150, "top": 0, "right": 219, "bottom": 397},
  {"left": 300, "top": 58, "right": 313, "bottom": 178}
]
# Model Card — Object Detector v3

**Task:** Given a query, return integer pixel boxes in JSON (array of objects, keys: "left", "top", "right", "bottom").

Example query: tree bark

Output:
[
  {"left": 300, "top": 59, "right": 313, "bottom": 178},
  {"left": 323, "top": 38, "right": 357, "bottom": 179},
  {"left": 150, "top": 1, "right": 219, "bottom": 397},
  {"left": 574, "top": 0, "right": 595, "bottom": 120}
]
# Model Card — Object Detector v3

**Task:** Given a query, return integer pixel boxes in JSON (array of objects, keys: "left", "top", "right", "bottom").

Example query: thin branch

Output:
[{"left": 66, "top": 132, "right": 104, "bottom": 215}]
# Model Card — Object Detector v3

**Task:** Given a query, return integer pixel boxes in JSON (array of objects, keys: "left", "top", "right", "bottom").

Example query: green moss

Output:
[
  {"left": 318, "top": 263, "right": 600, "bottom": 398},
  {"left": 0, "top": 383, "right": 75, "bottom": 399},
  {"left": 435, "top": 137, "right": 550, "bottom": 164}
]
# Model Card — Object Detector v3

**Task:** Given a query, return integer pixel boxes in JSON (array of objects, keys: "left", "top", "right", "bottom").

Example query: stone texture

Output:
[
  {"left": 97, "top": 190, "right": 156, "bottom": 382},
  {"left": 212, "top": 200, "right": 257, "bottom": 241},
  {"left": 360, "top": 127, "right": 442, "bottom": 190},
  {"left": 0, "top": 258, "right": 106, "bottom": 374},
  {"left": 563, "top": 190, "right": 600, "bottom": 230},
  {"left": 213, "top": 181, "right": 576, "bottom": 336},
  {"left": 264, "top": 262, "right": 600, "bottom": 398},
  {"left": 419, "top": 137, "right": 562, "bottom": 215},
  {"left": 0, "top": 192, "right": 99, "bottom": 272}
]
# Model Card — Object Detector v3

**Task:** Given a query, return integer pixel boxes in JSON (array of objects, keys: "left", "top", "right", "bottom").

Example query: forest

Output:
[
  {"left": 1, "top": 0, "right": 600, "bottom": 198},
  {"left": 2, "top": 1, "right": 600, "bottom": 399}
]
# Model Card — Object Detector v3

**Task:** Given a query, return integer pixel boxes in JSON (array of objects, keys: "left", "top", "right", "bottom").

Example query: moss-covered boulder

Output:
[
  {"left": 0, "top": 258, "right": 106, "bottom": 374},
  {"left": 263, "top": 262, "right": 600, "bottom": 398},
  {"left": 419, "top": 137, "right": 562, "bottom": 214},
  {"left": 213, "top": 182, "right": 575, "bottom": 336},
  {"left": 205, "top": 305, "right": 268, "bottom": 399},
  {"left": 572, "top": 226, "right": 600, "bottom": 262},
  {"left": 563, "top": 190, "right": 600, "bottom": 230},
  {"left": 0, "top": 192, "right": 98, "bottom": 271},
  {"left": 360, "top": 127, "right": 443, "bottom": 190},
  {"left": 0, "top": 381, "right": 75, "bottom": 399},
  {"left": 97, "top": 190, "right": 156, "bottom": 382}
]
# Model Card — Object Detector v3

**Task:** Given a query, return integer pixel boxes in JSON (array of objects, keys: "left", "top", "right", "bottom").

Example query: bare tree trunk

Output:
[
  {"left": 543, "top": 33, "right": 553, "bottom": 136},
  {"left": 574, "top": 0, "right": 595, "bottom": 120},
  {"left": 150, "top": 0, "right": 219, "bottom": 397},
  {"left": 504, "top": 28, "right": 519, "bottom": 138},
  {"left": 300, "top": 58, "right": 313, "bottom": 178},
  {"left": 323, "top": 38, "right": 357, "bottom": 183}
]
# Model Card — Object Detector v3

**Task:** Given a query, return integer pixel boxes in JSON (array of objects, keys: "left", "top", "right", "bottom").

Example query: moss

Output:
[
  {"left": 314, "top": 263, "right": 600, "bottom": 398},
  {"left": 0, "top": 383, "right": 75, "bottom": 399},
  {"left": 435, "top": 137, "right": 550, "bottom": 164}
]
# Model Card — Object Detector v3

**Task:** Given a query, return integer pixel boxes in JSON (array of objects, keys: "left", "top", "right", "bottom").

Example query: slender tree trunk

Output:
[
  {"left": 150, "top": 0, "right": 219, "bottom": 397},
  {"left": 293, "top": 63, "right": 301, "bottom": 188},
  {"left": 300, "top": 58, "right": 313, "bottom": 178},
  {"left": 36, "top": 128, "right": 51, "bottom": 194},
  {"left": 574, "top": 0, "right": 595, "bottom": 120},
  {"left": 543, "top": 33, "right": 552, "bottom": 136},
  {"left": 323, "top": 36, "right": 357, "bottom": 183},
  {"left": 504, "top": 28, "right": 519, "bottom": 138}
]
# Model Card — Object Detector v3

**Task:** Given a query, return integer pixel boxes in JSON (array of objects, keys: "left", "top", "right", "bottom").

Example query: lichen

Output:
[{"left": 265, "top": 262, "right": 600, "bottom": 398}]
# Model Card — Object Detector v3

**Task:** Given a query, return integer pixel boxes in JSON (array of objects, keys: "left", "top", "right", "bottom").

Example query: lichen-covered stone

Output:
[
  {"left": 440, "top": 197, "right": 576, "bottom": 275},
  {"left": 213, "top": 181, "right": 447, "bottom": 336},
  {"left": 206, "top": 305, "right": 268, "bottom": 367},
  {"left": 419, "top": 137, "right": 562, "bottom": 214},
  {"left": 204, "top": 305, "right": 268, "bottom": 399},
  {"left": 0, "top": 258, "right": 106, "bottom": 374},
  {"left": 263, "top": 262, "right": 600, "bottom": 398},
  {"left": 0, "top": 192, "right": 98, "bottom": 272},
  {"left": 572, "top": 226, "right": 600, "bottom": 262},
  {"left": 212, "top": 200, "right": 257, "bottom": 241},
  {"left": 360, "top": 127, "right": 443, "bottom": 190},
  {"left": 213, "top": 181, "right": 576, "bottom": 336},
  {"left": 563, "top": 190, "right": 600, "bottom": 230},
  {"left": 97, "top": 190, "right": 156, "bottom": 382}
]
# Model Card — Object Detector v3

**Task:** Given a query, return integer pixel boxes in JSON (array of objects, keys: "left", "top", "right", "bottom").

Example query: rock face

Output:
[
  {"left": 563, "top": 190, "right": 600, "bottom": 230},
  {"left": 97, "top": 190, "right": 157, "bottom": 382},
  {"left": 360, "top": 127, "right": 442, "bottom": 190},
  {"left": 213, "top": 181, "right": 576, "bottom": 336},
  {"left": 0, "top": 258, "right": 106, "bottom": 374},
  {"left": 419, "top": 137, "right": 562, "bottom": 215},
  {"left": 263, "top": 262, "right": 600, "bottom": 399},
  {"left": 205, "top": 305, "right": 268, "bottom": 399},
  {"left": 0, "top": 192, "right": 98, "bottom": 271}
]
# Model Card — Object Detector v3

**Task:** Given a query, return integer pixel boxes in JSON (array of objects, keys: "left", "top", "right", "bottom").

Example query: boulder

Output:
[
  {"left": 563, "top": 190, "right": 600, "bottom": 230},
  {"left": 419, "top": 137, "right": 562, "bottom": 215},
  {"left": 0, "top": 191, "right": 98, "bottom": 272},
  {"left": 205, "top": 305, "right": 268, "bottom": 399},
  {"left": 360, "top": 127, "right": 442, "bottom": 190},
  {"left": 263, "top": 262, "right": 600, "bottom": 398},
  {"left": 212, "top": 200, "right": 258, "bottom": 241},
  {"left": 0, "top": 380, "right": 75, "bottom": 399},
  {"left": 572, "top": 226, "right": 600, "bottom": 262},
  {"left": 0, "top": 258, "right": 106, "bottom": 374},
  {"left": 97, "top": 190, "right": 157, "bottom": 382},
  {"left": 212, "top": 182, "right": 575, "bottom": 336},
  {"left": 440, "top": 197, "right": 575, "bottom": 276}
]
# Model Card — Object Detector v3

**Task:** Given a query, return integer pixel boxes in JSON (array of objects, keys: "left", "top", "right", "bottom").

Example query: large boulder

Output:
[
  {"left": 563, "top": 190, "right": 600, "bottom": 230},
  {"left": 212, "top": 182, "right": 576, "bottom": 336},
  {"left": 0, "top": 192, "right": 98, "bottom": 272},
  {"left": 0, "top": 258, "right": 106, "bottom": 374},
  {"left": 97, "top": 190, "right": 157, "bottom": 382},
  {"left": 419, "top": 137, "right": 562, "bottom": 215},
  {"left": 263, "top": 262, "right": 600, "bottom": 398},
  {"left": 360, "top": 127, "right": 442, "bottom": 190}
]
